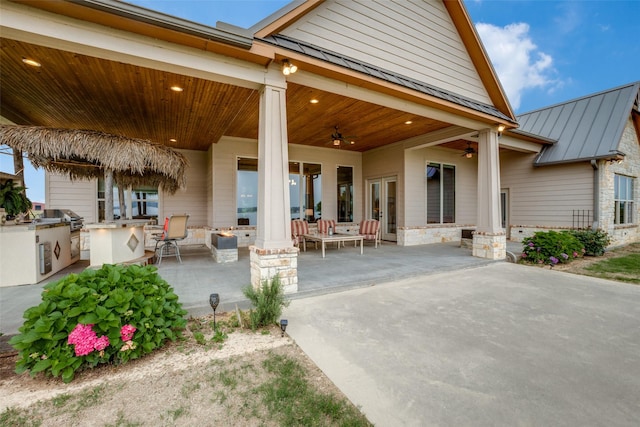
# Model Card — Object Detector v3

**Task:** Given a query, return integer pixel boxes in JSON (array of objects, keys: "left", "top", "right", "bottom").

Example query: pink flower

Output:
[
  {"left": 94, "top": 335, "right": 110, "bottom": 351},
  {"left": 68, "top": 323, "right": 110, "bottom": 357},
  {"left": 120, "top": 324, "right": 137, "bottom": 342}
]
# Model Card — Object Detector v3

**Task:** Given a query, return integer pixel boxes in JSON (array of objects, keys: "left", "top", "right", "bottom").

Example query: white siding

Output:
[
  {"left": 45, "top": 173, "right": 97, "bottom": 223},
  {"left": 161, "top": 149, "right": 208, "bottom": 227},
  {"left": 280, "top": 0, "right": 491, "bottom": 104},
  {"left": 500, "top": 151, "right": 593, "bottom": 227}
]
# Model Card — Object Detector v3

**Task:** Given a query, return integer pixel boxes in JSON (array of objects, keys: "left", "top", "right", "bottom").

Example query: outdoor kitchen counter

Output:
[
  {"left": 0, "top": 221, "right": 73, "bottom": 287},
  {"left": 85, "top": 220, "right": 150, "bottom": 267}
]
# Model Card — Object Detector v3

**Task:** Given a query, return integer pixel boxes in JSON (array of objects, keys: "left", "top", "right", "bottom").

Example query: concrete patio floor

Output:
[
  {"left": 285, "top": 263, "right": 640, "bottom": 426},
  {"left": 1, "top": 241, "right": 497, "bottom": 334}
]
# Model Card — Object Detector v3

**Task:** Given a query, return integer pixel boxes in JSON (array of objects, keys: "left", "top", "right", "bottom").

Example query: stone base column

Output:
[
  {"left": 249, "top": 246, "right": 299, "bottom": 293},
  {"left": 472, "top": 232, "right": 506, "bottom": 260}
]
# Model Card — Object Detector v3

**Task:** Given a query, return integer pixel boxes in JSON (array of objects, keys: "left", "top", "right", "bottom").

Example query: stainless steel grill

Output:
[{"left": 43, "top": 209, "right": 84, "bottom": 231}]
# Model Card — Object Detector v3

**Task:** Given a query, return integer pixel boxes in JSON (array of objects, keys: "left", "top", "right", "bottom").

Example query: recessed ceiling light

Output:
[
  {"left": 405, "top": 120, "right": 413, "bottom": 125},
  {"left": 22, "top": 58, "right": 41, "bottom": 67},
  {"left": 169, "top": 138, "right": 177, "bottom": 142},
  {"left": 310, "top": 99, "right": 319, "bottom": 104},
  {"left": 170, "top": 86, "right": 183, "bottom": 92}
]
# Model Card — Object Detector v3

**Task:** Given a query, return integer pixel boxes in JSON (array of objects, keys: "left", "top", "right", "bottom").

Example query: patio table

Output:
[{"left": 302, "top": 233, "right": 364, "bottom": 258}]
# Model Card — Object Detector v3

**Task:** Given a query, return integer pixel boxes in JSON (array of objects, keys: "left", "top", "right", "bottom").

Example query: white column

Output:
[
  {"left": 250, "top": 76, "right": 298, "bottom": 293},
  {"left": 476, "top": 129, "right": 502, "bottom": 232},
  {"left": 473, "top": 129, "right": 506, "bottom": 259},
  {"left": 254, "top": 82, "right": 293, "bottom": 249}
]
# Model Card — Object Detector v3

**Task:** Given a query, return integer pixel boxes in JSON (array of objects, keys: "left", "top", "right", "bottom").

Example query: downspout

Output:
[{"left": 590, "top": 159, "right": 599, "bottom": 230}]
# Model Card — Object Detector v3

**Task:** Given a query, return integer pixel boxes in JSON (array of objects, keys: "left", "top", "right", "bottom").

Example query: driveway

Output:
[{"left": 284, "top": 262, "right": 640, "bottom": 426}]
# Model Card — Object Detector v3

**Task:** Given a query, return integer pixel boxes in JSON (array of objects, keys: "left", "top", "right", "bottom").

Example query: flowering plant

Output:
[
  {"left": 521, "top": 230, "right": 584, "bottom": 266},
  {"left": 10, "top": 264, "right": 187, "bottom": 383}
]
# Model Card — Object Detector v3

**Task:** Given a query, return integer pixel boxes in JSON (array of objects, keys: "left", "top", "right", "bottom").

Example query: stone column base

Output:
[
  {"left": 472, "top": 232, "right": 506, "bottom": 260},
  {"left": 211, "top": 247, "right": 238, "bottom": 263},
  {"left": 249, "top": 246, "right": 299, "bottom": 293}
]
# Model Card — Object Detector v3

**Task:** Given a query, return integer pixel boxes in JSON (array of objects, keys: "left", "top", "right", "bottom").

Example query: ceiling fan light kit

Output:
[
  {"left": 463, "top": 142, "right": 476, "bottom": 158},
  {"left": 330, "top": 126, "right": 355, "bottom": 148}
]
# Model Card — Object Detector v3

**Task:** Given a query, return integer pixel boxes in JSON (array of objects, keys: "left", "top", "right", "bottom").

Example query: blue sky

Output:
[{"left": 2, "top": 0, "right": 639, "bottom": 202}]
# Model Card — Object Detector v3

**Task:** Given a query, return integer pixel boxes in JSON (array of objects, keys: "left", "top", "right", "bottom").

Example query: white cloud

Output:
[{"left": 475, "top": 22, "right": 557, "bottom": 110}]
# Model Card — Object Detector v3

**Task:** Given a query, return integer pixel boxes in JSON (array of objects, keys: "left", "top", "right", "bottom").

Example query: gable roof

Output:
[
  {"left": 517, "top": 82, "right": 640, "bottom": 166},
  {"left": 251, "top": 0, "right": 516, "bottom": 125},
  {"left": 261, "top": 34, "right": 513, "bottom": 123}
]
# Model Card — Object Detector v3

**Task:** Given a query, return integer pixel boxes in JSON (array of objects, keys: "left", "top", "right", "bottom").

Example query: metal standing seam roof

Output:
[
  {"left": 260, "top": 34, "right": 515, "bottom": 123},
  {"left": 517, "top": 81, "right": 640, "bottom": 166}
]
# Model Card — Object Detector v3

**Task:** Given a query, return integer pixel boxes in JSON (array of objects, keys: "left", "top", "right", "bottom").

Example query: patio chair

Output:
[
  {"left": 358, "top": 219, "right": 380, "bottom": 248},
  {"left": 317, "top": 219, "right": 342, "bottom": 247},
  {"left": 154, "top": 214, "right": 189, "bottom": 264},
  {"left": 291, "top": 219, "right": 318, "bottom": 250},
  {"left": 291, "top": 219, "right": 309, "bottom": 248}
]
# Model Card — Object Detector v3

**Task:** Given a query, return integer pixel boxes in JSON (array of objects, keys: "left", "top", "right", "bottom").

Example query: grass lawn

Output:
[{"left": 585, "top": 252, "right": 640, "bottom": 284}]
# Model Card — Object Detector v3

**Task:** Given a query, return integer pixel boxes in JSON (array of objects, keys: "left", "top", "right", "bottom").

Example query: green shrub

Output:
[
  {"left": 521, "top": 230, "right": 585, "bottom": 266},
  {"left": 568, "top": 229, "right": 611, "bottom": 256},
  {"left": 242, "top": 276, "right": 290, "bottom": 330},
  {"left": 9, "top": 264, "right": 187, "bottom": 383}
]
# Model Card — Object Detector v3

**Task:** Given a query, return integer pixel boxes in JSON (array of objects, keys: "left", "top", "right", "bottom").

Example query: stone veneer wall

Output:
[
  {"left": 398, "top": 224, "right": 476, "bottom": 246},
  {"left": 249, "top": 246, "right": 298, "bottom": 293},
  {"left": 472, "top": 232, "right": 506, "bottom": 260},
  {"left": 598, "top": 118, "right": 640, "bottom": 247},
  {"left": 211, "top": 247, "right": 238, "bottom": 263},
  {"left": 508, "top": 225, "right": 575, "bottom": 243}
]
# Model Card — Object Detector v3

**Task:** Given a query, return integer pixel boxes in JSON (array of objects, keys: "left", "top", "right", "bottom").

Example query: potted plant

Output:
[{"left": 0, "top": 179, "right": 32, "bottom": 223}]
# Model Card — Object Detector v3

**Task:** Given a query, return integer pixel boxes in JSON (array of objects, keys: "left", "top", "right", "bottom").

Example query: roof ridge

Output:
[{"left": 519, "top": 81, "right": 640, "bottom": 117}]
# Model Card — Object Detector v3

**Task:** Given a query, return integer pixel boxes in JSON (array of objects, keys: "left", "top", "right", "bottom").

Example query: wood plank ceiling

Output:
[{"left": 1, "top": 38, "right": 460, "bottom": 153}]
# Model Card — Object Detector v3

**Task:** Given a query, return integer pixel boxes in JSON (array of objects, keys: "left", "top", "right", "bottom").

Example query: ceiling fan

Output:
[
  {"left": 462, "top": 142, "right": 476, "bottom": 158},
  {"left": 330, "top": 126, "right": 356, "bottom": 148}
]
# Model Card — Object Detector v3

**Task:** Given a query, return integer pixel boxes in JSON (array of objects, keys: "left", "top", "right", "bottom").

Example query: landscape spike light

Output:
[
  {"left": 280, "top": 319, "right": 288, "bottom": 337},
  {"left": 210, "top": 293, "right": 220, "bottom": 330}
]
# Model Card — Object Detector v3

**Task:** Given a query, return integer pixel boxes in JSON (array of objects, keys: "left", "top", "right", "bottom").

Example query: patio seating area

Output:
[{"left": 0, "top": 241, "right": 504, "bottom": 335}]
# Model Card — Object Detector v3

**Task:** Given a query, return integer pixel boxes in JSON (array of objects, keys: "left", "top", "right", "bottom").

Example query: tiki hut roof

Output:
[{"left": 0, "top": 125, "right": 188, "bottom": 193}]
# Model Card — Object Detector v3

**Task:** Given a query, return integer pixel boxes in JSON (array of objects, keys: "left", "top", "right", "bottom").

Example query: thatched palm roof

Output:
[{"left": 0, "top": 125, "right": 188, "bottom": 193}]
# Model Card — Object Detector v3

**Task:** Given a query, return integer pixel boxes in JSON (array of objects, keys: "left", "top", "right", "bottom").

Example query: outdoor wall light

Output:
[
  {"left": 210, "top": 293, "right": 220, "bottom": 329},
  {"left": 497, "top": 124, "right": 506, "bottom": 137},
  {"left": 282, "top": 60, "right": 297, "bottom": 76},
  {"left": 280, "top": 319, "right": 288, "bottom": 337}
]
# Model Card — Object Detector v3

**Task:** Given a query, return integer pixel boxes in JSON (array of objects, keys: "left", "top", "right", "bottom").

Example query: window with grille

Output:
[{"left": 614, "top": 174, "right": 635, "bottom": 225}]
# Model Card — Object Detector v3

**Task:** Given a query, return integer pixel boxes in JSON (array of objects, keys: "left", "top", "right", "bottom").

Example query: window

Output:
[
  {"left": 614, "top": 174, "right": 634, "bottom": 225},
  {"left": 337, "top": 166, "right": 353, "bottom": 222},
  {"left": 98, "top": 179, "right": 158, "bottom": 222},
  {"left": 237, "top": 157, "right": 258, "bottom": 226},
  {"left": 426, "top": 162, "right": 455, "bottom": 223},
  {"left": 290, "top": 162, "right": 322, "bottom": 222}
]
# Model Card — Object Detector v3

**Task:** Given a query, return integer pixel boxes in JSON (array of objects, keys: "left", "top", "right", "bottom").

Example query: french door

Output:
[{"left": 368, "top": 176, "right": 397, "bottom": 241}]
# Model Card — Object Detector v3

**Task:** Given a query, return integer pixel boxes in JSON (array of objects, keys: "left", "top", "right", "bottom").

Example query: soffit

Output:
[{"left": 1, "top": 38, "right": 453, "bottom": 153}]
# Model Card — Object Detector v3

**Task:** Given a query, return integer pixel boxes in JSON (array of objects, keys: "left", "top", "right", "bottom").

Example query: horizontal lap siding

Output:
[
  {"left": 46, "top": 174, "right": 97, "bottom": 223},
  {"left": 501, "top": 151, "right": 593, "bottom": 227},
  {"left": 161, "top": 150, "right": 208, "bottom": 226},
  {"left": 280, "top": 0, "right": 490, "bottom": 104}
]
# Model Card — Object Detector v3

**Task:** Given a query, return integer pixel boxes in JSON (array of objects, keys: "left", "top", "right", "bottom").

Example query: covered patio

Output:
[
  {"left": 0, "top": 241, "right": 503, "bottom": 335},
  {"left": 1, "top": 0, "right": 551, "bottom": 292}
]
